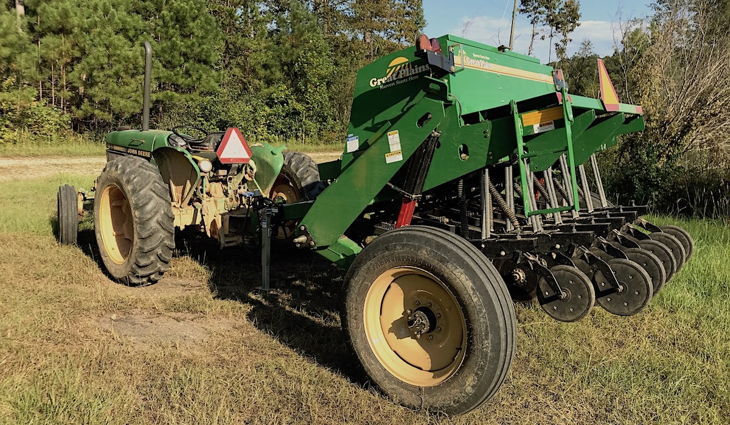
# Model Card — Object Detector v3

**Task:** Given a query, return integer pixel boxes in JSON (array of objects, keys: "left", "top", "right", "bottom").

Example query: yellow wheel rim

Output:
[
  {"left": 270, "top": 176, "right": 302, "bottom": 239},
  {"left": 270, "top": 176, "right": 302, "bottom": 204},
  {"left": 364, "top": 267, "right": 467, "bottom": 386},
  {"left": 98, "top": 184, "right": 133, "bottom": 264}
]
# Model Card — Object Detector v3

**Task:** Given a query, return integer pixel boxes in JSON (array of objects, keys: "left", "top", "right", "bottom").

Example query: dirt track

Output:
[
  {"left": 0, "top": 156, "right": 107, "bottom": 182},
  {"left": 0, "top": 151, "right": 341, "bottom": 182}
]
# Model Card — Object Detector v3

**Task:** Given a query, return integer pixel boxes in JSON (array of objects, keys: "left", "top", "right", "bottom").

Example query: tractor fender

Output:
[
  {"left": 152, "top": 146, "right": 201, "bottom": 208},
  {"left": 249, "top": 143, "right": 286, "bottom": 195}
]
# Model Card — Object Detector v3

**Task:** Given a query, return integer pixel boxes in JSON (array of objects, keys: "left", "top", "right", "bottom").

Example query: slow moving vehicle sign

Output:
[{"left": 217, "top": 127, "right": 252, "bottom": 164}]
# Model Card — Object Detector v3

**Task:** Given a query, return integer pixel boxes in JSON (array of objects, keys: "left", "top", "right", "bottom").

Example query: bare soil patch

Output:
[
  {"left": 97, "top": 311, "right": 237, "bottom": 348},
  {"left": 0, "top": 156, "right": 106, "bottom": 182}
]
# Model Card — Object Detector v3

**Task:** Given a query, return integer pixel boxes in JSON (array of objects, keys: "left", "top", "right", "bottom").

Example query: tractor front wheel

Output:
[
  {"left": 94, "top": 156, "right": 174, "bottom": 286},
  {"left": 56, "top": 184, "right": 79, "bottom": 245},
  {"left": 343, "top": 226, "right": 515, "bottom": 414}
]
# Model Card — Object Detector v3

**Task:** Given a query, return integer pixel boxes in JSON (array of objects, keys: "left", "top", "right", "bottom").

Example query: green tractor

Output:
[{"left": 57, "top": 36, "right": 693, "bottom": 415}]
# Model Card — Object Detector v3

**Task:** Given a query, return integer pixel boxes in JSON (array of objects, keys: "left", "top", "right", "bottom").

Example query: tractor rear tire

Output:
[
  {"left": 270, "top": 151, "right": 325, "bottom": 202},
  {"left": 343, "top": 225, "right": 515, "bottom": 415},
  {"left": 270, "top": 151, "right": 325, "bottom": 240},
  {"left": 94, "top": 156, "right": 175, "bottom": 286},
  {"left": 56, "top": 184, "right": 79, "bottom": 245}
]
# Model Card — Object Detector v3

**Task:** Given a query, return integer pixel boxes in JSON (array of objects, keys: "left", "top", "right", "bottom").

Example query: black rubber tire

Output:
[
  {"left": 659, "top": 225, "right": 694, "bottom": 259},
  {"left": 595, "top": 258, "right": 653, "bottom": 316},
  {"left": 623, "top": 247, "right": 666, "bottom": 293},
  {"left": 271, "top": 152, "right": 325, "bottom": 242},
  {"left": 343, "top": 225, "right": 515, "bottom": 415},
  {"left": 650, "top": 232, "right": 686, "bottom": 270},
  {"left": 56, "top": 184, "right": 79, "bottom": 245},
  {"left": 280, "top": 151, "right": 325, "bottom": 200},
  {"left": 537, "top": 265, "right": 595, "bottom": 322},
  {"left": 94, "top": 156, "right": 175, "bottom": 286},
  {"left": 637, "top": 239, "right": 677, "bottom": 281}
]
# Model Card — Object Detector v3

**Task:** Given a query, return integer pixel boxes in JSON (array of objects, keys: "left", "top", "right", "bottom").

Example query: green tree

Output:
[
  {"left": 519, "top": 0, "right": 555, "bottom": 56},
  {"left": 562, "top": 40, "right": 598, "bottom": 97},
  {"left": 550, "top": 0, "right": 580, "bottom": 61}
]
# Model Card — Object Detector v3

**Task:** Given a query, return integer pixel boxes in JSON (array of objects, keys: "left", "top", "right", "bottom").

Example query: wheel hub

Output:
[{"left": 406, "top": 307, "right": 437, "bottom": 337}]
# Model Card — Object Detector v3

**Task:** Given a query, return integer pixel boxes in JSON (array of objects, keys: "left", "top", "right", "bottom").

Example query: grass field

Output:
[{"left": 0, "top": 172, "right": 727, "bottom": 424}]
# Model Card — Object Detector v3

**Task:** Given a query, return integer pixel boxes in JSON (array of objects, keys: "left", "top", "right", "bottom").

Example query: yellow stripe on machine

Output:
[
  {"left": 454, "top": 56, "right": 554, "bottom": 84},
  {"left": 521, "top": 106, "right": 564, "bottom": 127}
]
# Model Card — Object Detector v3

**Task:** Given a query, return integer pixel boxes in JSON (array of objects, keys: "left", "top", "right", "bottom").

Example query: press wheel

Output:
[
  {"left": 658, "top": 225, "right": 694, "bottom": 259},
  {"left": 594, "top": 258, "right": 653, "bottom": 316},
  {"left": 637, "top": 239, "right": 677, "bottom": 281},
  {"left": 649, "top": 232, "right": 686, "bottom": 270},
  {"left": 623, "top": 247, "right": 667, "bottom": 293},
  {"left": 537, "top": 265, "right": 595, "bottom": 322}
]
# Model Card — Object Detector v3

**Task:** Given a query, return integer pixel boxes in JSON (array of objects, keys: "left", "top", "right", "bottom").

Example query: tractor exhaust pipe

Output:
[{"left": 142, "top": 41, "right": 152, "bottom": 131}]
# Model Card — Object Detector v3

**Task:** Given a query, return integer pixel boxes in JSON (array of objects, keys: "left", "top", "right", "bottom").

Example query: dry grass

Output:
[{"left": 0, "top": 175, "right": 727, "bottom": 424}]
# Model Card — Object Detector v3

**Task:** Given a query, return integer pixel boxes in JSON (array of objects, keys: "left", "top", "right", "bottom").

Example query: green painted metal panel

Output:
[
  {"left": 301, "top": 94, "right": 446, "bottom": 247},
  {"left": 443, "top": 35, "right": 555, "bottom": 115},
  {"left": 317, "top": 236, "right": 362, "bottom": 269},
  {"left": 106, "top": 129, "right": 172, "bottom": 153},
  {"left": 525, "top": 110, "right": 595, "bottom": 172},
  {"left": 616, "top": 115, "right": 645, "bottom": 135},
  {"left": 569, "top": 95, "right": 643, "bottom": 116},
  {"left": 422, "top": 112, "right": 492, "bottom": 191},
  {"left": 250, "top": 144, "right": 285, "bottom": 194},
  {"left": 570, "top": 95, "right": 604, "bottom": 110},
  {"left": 339, "top": 46, "right": 431, "bottom": 171},
  {"left": 573, "top": 113, "right": 625, "bottom": 165},
  {"left": 317, "top": 159, "right": 341, "bottom": 180}
]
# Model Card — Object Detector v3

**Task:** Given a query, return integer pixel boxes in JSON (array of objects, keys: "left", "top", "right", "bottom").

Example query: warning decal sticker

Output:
[
  {"left": 385, "top": 151, "right": 403, "bottom": 163},
  {"left": 387, "top": 130, "right": 401, "bottom": 153}
]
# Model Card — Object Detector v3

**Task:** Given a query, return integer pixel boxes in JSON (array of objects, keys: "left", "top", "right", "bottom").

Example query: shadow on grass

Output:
[
  {"left": 67, "top": 222, "right": 367, "bottom": 385},
  {"left": 50, "top": 215, "right": 102, "bottom": 265},
  {"left": 201, "top": 244, "right": 368, "bottom": 384}
]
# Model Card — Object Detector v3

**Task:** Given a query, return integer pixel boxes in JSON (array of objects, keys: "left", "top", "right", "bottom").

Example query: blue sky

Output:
[{"left": 423, "top": 0, "right": 653, "bottom": 63}]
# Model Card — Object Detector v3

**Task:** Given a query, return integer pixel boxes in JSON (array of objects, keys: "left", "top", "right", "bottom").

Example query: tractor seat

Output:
[{"left": 187, "top": 131, "right": 224, "bottom": 152}]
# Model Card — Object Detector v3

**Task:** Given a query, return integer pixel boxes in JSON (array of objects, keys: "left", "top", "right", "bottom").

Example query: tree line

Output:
[
  {"left": 1, "top": 0, "right": 423, "bottom": 144},
  {"left": 2, "top": 0, "right": 728, "bottom": 216}
]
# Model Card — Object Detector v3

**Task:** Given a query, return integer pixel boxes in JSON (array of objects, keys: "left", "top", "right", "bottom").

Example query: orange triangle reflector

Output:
[{"left": 597, "top": 59, "right": 620, "bottom": 111}]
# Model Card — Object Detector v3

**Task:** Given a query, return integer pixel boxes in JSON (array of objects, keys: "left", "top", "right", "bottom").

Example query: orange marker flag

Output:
[{"left": 597, "top": 59, "right": 620, "bottom": 111}]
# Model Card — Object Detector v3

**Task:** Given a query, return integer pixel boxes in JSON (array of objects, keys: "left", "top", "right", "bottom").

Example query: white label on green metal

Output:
[
  {"left": 385, "top": 150, "right": 403, "bottom": 163},
  {"left": 346, "top": 134, "right": 359, "bottom": 153},
  {"left": 533, "top": 121, "right": 555, "bottom": 134},
  {"left": 387, "top": 130, "right": 401, "bottom": 153}
]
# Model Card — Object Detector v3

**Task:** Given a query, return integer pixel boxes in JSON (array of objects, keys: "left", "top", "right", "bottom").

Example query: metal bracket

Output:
[
  {"left": 576, "top": 246, "right": 621, "bottom": 293},
  {"left": 634, "top": 218, "right": 662, "bottom": 233},
  {"left": 546, "top": 249, "right": 575, "bottom": 267},
  {"left": 596, "top": 237, "right": 628, "bottom": 259},
  {"left": 523, "top": 252, "right": 563, "bottom": 301},
  {"left": 257, "top": 203, "right": 278, "bottom": 291},
  {"left": 609, "top": 229, "right": 640, "bottom": 248}
]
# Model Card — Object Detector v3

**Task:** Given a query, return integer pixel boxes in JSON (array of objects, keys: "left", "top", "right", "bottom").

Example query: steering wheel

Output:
[{"left": 171, "top": 126, "right": 209, "bottom": 144}]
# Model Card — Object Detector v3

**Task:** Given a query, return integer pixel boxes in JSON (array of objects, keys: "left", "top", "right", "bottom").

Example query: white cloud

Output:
[{"left": 450, "top": 15, "right": 626, "bottom": 63}]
